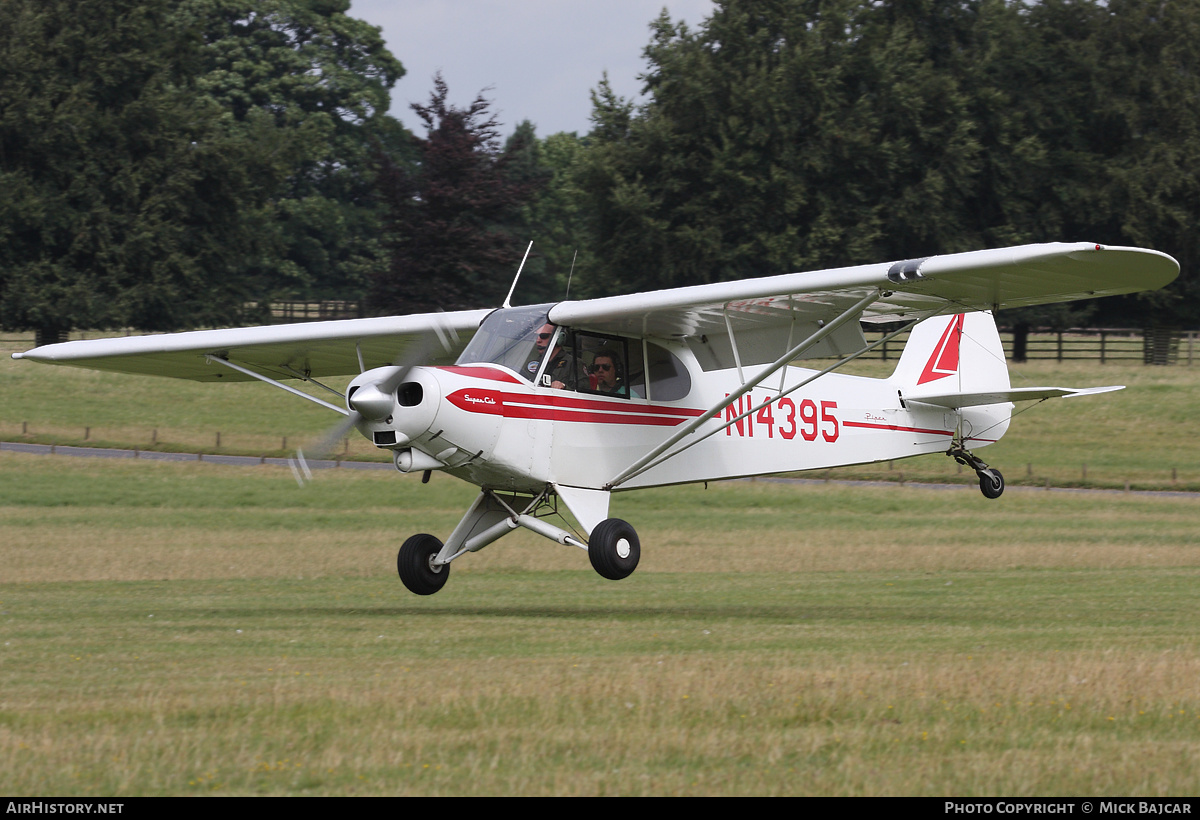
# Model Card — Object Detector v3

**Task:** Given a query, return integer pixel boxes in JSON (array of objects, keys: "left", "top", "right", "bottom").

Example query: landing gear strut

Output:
[
  {"left": 948, "top": 444, "right": 1005, "bottom": 499},
  {"left": 396, "top": 489, "right": 641, "bottom": 596}
]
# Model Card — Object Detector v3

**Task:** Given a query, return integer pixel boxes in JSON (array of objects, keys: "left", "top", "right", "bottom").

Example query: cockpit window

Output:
[
  {"left": 457, "top": 307, "right": 691, "bottom": 401},
  {"left": 456, "top": 305, "right": 553, "bottom": 379}
]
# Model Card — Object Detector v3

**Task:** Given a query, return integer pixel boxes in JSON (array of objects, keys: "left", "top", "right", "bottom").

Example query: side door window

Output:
[
  {"left": 644, "top": 342, "right": 691, "bottom": 402},
  {"left": 571, "top": 332, "right": 644, "bottom": 398}
]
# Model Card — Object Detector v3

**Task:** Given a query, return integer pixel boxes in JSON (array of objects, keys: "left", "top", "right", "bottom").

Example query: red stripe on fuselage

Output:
[
  {"left": 500, "top": 404, "right": 689, "bottom": 426},
  {"left": 435, "top": 366, "right": 523, "bottom": 384},
  {"left": 444, "top": 387, "right": 703, "bottom": 427},
  {"left": 509, "top": 392, "right": 704, "bottom": 417},
  {"left": 842, "top": 420, "right": 996, "bottom": 443}
]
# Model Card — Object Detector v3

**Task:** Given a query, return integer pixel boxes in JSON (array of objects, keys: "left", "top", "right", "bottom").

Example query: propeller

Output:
[
  {"left": 288, "top": 323, "right": 456, "bottom": 486},
  {"left": 287, "top": 238, "right": 526, "bottom": 486},
  {"left": 288, "top": 411, "right": 360, "bottom": 486}
]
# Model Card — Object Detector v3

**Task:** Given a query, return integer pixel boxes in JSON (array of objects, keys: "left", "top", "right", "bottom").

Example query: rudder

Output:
[{"left": 890, "top": 312, "right": 1010, "bottom": 398}]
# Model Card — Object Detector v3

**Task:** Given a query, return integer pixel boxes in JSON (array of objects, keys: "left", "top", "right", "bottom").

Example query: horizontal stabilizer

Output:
[{"left": 905, "top": 385, "right": 1124, "bottom": 409}]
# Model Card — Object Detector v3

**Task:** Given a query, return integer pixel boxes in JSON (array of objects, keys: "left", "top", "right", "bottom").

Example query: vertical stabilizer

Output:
[
  {"left": 891, "top": 312, "right": 1010, "bottom": 397},
  {"left": 889, "top": 311, "right": 1012, "bottom": 445}
]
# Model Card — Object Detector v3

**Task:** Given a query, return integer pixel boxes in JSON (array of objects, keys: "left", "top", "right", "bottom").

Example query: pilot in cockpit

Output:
[{"left": 532, "top": 323, "right": 581, "bottom": 390}]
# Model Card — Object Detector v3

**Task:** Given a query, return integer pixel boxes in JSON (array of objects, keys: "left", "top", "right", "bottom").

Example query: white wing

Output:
[
  {"left": 547, "top": 242, "right": 1177, "bottom": 367},
  {"left": 551, "top": 242, "right": 1177, "bottom": 333},
  {"left": 12, "top": 243, "right": 1177, "bottom": 381},
  {"left": 13, "top": 309, "right": 492, "bottom": 382}
]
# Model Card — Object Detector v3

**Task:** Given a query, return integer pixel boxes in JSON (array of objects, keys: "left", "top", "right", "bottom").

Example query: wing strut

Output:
[
  {"left": 606, "top": 311, "right": 925, "bottom": 489},
  {"left": 723, "top": 306, "right": 745, "bottom": 384},
  {"left": 278, "top": 364, "right": 350, "bottom": 399},
  {"left": 604, "top": 290, "right": 883, "bottom": 490},
  {"left": 681, "top": 317, "right": 923, "bottom": 459},
  {"left": 203, "top": 355, "right": 349, "bottom": 416}
]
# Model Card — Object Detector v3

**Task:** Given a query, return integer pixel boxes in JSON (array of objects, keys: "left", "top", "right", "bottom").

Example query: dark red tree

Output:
[{"left": 369, "top": 75, "right": 539, "bottom": 315}]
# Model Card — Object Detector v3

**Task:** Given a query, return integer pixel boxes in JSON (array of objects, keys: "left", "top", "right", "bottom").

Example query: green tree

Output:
[
  {"left": 499, "top": 120, "right": 555, "bottom": 304},
  {"left": 1082, "top": 0, "right": 1200, "bottom": 326},
  {"left": 0, "top": 0, "right": 406, "bottom": 342},
  {"left": 0, "top": 0, "right": 289, "bottom": 342},
  {"left": 575, "top": 0, "right": 1200, "bottom": 328},
  {"left": 179, "top": 0, "right": 406, "bottom": 301},
  {"left": 369, "top": 76, "right": 542, "bottom": 315},
  {"left": 577, "top": 0, "right": 988, "bottom": 297},
  {"left": 970, "top": 0, "right": 1200, "bottom": 329},
  {"left": 504, "top": 125, "right": 598, "bottom": 304}
]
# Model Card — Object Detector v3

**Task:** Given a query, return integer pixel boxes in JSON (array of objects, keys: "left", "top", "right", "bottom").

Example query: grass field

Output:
[
  {"left": 2, "top": 453, "right": 1200, "bottom": 795},
  {"left": 2, "top": 331, "right": 1199, "bottom": 795}
]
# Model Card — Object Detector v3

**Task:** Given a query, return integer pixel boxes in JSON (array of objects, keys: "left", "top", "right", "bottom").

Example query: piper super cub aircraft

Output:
[{"left": 14, "top": 242, "right": 1179, "bottom": 594}]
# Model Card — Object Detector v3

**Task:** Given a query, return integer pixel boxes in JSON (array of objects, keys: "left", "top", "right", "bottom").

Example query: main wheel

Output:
[
  {"left": 979, "top": 468, "right": 1005, "bottom": 499},
  {"left": 588, "top": 518, "right": 641, "bottom": 580},
  {"left": 397, "top": 533, "right": 449, "bottom": 595}
]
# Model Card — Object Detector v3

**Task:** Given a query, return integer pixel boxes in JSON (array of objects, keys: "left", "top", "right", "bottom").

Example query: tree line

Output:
[{"left": 3, "top": 0, "right": 1199, "bottom": 344}]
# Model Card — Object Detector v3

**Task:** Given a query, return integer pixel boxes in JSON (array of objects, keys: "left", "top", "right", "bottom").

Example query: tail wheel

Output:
[
  {"left": 588, "top": 518, "right": 641, "bottom": 580},
  {"left": 979, "top": 468, "right": 1005, "bottom": 499},
  {"left": 397, "top": 533, "right": 449, "bottom": 595}
]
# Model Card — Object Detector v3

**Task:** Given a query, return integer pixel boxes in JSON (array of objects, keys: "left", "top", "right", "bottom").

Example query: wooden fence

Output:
[
  {"left": 269, "top": 300, "right": 362, "bottom": 322},
  {"left": 870, "top": 327, "right": 1197, "bottom": 364}
]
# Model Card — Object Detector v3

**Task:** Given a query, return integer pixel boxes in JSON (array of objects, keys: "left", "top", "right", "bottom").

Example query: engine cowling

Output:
[
  {"left": 345, "top": 365, "right": 515, "bottom": 484},
  {"left": 346, "top": 366, "right": 441, "bottom": 449}
]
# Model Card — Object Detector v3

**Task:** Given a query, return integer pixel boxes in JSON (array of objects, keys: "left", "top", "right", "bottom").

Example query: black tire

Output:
[
  {"left": 588, "top": 518, "right": 641, "bottom": 580},
  {"left": 397, "top": 533, "right": 449, "bottom": 595},
  {"left": 979, "top": 468, "right": 1004, "bottom": 499}
]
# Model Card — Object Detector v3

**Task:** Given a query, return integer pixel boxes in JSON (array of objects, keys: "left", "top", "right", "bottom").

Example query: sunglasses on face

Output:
[
  {"left": 537, "top": 333, "right": 554, "bottom": 340},
  {"left": 592, "top": 363, "right": 613, "bottom": 372}
]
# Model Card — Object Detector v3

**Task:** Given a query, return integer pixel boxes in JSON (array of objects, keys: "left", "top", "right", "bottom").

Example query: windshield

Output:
[{"left": 456, "top": 305, "right": 554, "bottom": 379}]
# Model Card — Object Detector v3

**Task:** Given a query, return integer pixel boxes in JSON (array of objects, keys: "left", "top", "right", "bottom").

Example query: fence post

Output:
[{"left": 1144, "top": 327, "right": 1180, "bottom": 365}]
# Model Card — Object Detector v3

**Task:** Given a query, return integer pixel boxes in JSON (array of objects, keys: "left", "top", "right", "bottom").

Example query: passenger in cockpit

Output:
[{"left": 590, "top": 351, "right": 628, "bottom": 396}]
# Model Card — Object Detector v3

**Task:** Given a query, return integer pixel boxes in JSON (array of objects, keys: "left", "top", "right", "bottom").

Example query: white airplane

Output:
[{"left": 13, "top": 242, "right": 1178, "bottom": 595}]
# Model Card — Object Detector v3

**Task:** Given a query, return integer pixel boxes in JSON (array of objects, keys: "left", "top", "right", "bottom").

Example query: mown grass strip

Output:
[{"left": 2, "top": 454, "right": 1198, "bottom": 795}]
